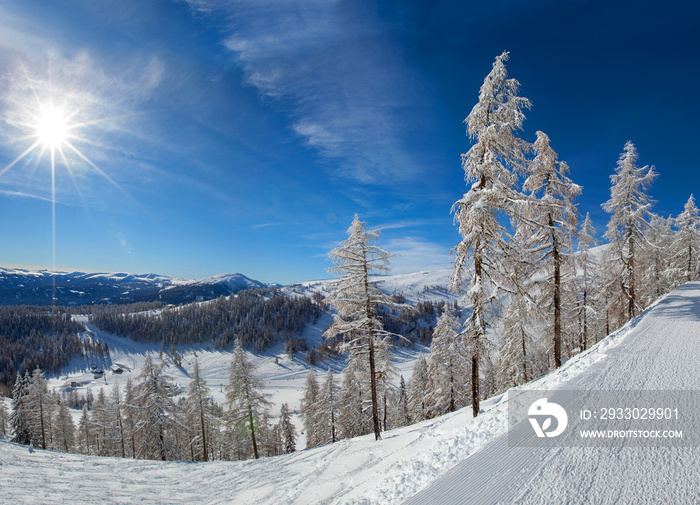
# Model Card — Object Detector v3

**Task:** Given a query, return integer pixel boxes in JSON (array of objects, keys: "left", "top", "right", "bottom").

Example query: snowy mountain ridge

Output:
[{"left": 0, "top": 268, "right": 265, "bottom": 306}]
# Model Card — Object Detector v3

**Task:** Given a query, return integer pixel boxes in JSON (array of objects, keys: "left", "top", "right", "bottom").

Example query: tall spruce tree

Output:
[{"left": 451, "top": 51, "right": 531, "bottom": 416}]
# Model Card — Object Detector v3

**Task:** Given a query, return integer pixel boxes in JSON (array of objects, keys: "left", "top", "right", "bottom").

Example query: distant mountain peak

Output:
[{"left": 0, "top": 267, "right": 266, "bottom": 306}]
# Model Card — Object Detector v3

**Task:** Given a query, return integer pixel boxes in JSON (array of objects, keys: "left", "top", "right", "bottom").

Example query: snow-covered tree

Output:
[
  {"left": 576, "top": 213, "right": 599, "bottom": 351},
  {"left": 123, "top": 377, "right": 138, "bottom": 458},
  {"left": 316, "top": 368, "right": 338, "bottom": 445},
  {"left": 451, "top": 51, "right": 531, "bottom": 417},
  {"left": 10, "top": 372, "right": 31, "bottom": 445},
  {"left": 91, "top": 388, "right": 111, "bottom": 455},
  {"left": 184, "top": 358, "right": 216, "bottom": 461},
  {"left": 523, "top": 131, "right": 581, "bottom": 368},
  {"left": 133, "top": 355, "right": 179, "bottom": 461},
  {"left": 337, "top": 352, "right": 369, "bottom": 439},
  {"left": 224, "top": 344, "right": 271, "bottom": 460},
  {"left": 672, "top": 195, "right": 700, "bottom": 283},
  {"left": 497, "top": 290, "right": 537, "bottom": 389},
  {"left": 278, "top": 403, "right": 296, "bottom": 454},
  {"left": 300, "top": 371, "right": 320, "bottom": 448},
  {"left": 52, "top": 400, "right": 75, "bottom": 452},
  {"left": 641, "top": 213, "right": 674, "bottom": 305},
  {"left": 0, "top": 397, "right": 8, "bottom": 435},
  {"left": 407, "top": 354, "right": 429, "bottom": 422},
  {"left": 393, "top": 375, "right": 410, "bottom": 428},
  {"left": 602, "top": 141, "right": 657, "bottom": 322},
  {"left": 109, "top": 383, "right": 126, "bottom": 458},
  {"left": 77, "top": 404, "right": 92, "bottom": 455},
  {"left": 426, "top": 311, "right": 469, "bottom": 416},
  {"left": 324, "top": 214, "right": 406, "bottom": 440},
  {"left": 26, "top": 368, "right": 53, "bottom": 449}
]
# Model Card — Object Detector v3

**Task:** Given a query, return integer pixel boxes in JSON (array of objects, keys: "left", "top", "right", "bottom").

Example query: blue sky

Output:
[{"left": 0, "top": 0, "right": 697, "bottom": 285}]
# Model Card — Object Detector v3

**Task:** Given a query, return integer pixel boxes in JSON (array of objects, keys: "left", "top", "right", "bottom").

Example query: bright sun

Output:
[{"left": 35, "top": 108, "right": 69, "bottom": 148}]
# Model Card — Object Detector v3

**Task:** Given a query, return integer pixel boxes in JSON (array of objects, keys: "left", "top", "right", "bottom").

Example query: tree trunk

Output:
[
  {"left": 521, "top": 326, "right": 528, "bottom": 382},
  {"left": 363, "top": 242, "right": 382, "bottom": 441},
  {"left": 200, "top": 399, "right": 208, "bottom": 461},
  {"left": 551, "top": 214, "right": 562, "bottom": 369},
  {"left": 249, "top": 406, "right": 259, "bottom": 459}
]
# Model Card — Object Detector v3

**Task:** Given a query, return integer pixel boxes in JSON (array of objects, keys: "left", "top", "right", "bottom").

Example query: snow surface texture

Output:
[{"left": 2, "top": 282, "right": 699, "bottom": 504}]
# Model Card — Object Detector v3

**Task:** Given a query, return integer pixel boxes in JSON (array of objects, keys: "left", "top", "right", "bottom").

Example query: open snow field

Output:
[{"left": 2, "top": 281, "right": 699, "bottom": 504}]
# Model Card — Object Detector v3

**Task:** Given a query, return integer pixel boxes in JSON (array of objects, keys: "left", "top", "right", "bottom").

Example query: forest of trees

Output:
[
  {"left": 88, "top": 288, "right": 324, "bottom": 351},
  {"left": 0, "top": 306, "right": 106, "bottom": 396},
  {"left": 7, "top": 346, "right": 299, "bottom": 461}
]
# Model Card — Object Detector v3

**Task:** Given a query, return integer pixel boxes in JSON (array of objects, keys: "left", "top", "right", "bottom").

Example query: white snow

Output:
[{"left": 3, "top": 279, "right": 700, "bottom": 504}]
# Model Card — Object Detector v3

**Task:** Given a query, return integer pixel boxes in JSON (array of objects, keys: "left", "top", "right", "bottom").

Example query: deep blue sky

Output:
[{"left": 0, "top": 0, "right": 697, "bottom": 284}]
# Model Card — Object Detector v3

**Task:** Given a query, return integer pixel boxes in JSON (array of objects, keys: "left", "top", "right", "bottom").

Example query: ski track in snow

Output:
[
  {"left": 406, "top": 282, "right": 700, "bottom": 505},
  {"left": 2, "top": 282, "right": 699, "bottom": 504}
]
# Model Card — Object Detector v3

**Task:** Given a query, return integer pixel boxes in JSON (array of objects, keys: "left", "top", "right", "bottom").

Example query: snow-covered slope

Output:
[
  {"left": 5, "top": 281, "right": 699, "bottom": 503},
  {"left": 407, "top": 282, "right": 700, "bottom": 505},
  {"left": 290, "top": 267, "right": 458, "bottom": 304}
]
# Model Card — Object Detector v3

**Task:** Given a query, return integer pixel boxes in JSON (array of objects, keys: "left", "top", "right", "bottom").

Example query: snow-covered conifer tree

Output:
[
  {"left": 393, "top": 375, "right": 410, "bottom": 428},
  {"left": 91, "top": 388, "right": 111, "bottom": 455},
  {"left": 300, "top": 371, "right": 320, "bottom": 448},
  {"left": 279, "top": 403, "right": 296, "bottom": 454},
  {"left": 602, "top": 141, "right": 657, "bottom": 322},
  {"left": 639, "top": 213, "right": 673, "bottom": 305},
  {"left": 123, "top": 377, "right": 137, "bottom": 458},
  {"left": 185, "top": 358, "right": 216, "bottom": 461},
  {"left": 133, "top": 355, "right": 179, "bottom": 461},
  {"left": 324, "top": 214, "right": 407, "bottom": 440},
  {"left": 316, "top": 368, "right": 338, "bottom": 445},
  {"left": 576, "top": 213, "right": 599, "bottom": 351},
  {"left": 451, "top": 51, "right": 531, "bottom": 417},
  {"left": 523, "top": 131, "right": 581, "bottom": 368},
  {"left": 407, "top": 354, "right": 429, "bottom": 422},
  {"left": 224, "top": 344, "right": 271, "bottom": 460},
  {"left": 672, "top": 195, "right": 700, "bottom": 283},
  {"left": 338, "top": 353, "right": 369, "bottom": 439},
  {"left": 77, "top": 404, "right": 92, "bottom": 455},
  {"left": 52, "top": 400, "right": 75, "bottom": 452},
  {"left": 109, "top": 383, "right": 126, "bottom": 458},
  {"left": 426, "top": 311, "right": 469, "bottom": 416},
  {"left": 10, "top": 372, "right": 31, "bottom": 445},
  {"left": 0, "top": 397, "right": 8, "bottom": 435},
  {"left": 26, "top": 368, "right": 53, "bottom": 449}
]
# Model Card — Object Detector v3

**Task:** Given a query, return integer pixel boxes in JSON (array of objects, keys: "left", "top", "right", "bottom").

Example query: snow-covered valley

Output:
[{"left": 4, "top": 279, "right": 700, "bottom": 503}]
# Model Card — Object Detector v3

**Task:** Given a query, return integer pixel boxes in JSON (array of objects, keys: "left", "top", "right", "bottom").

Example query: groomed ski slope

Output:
[
  {"left": 407, "top": 282, "right": 700, "bottom": 505},
  {"left": 2, "top": 282, "right": 699, "bottom": 504}
]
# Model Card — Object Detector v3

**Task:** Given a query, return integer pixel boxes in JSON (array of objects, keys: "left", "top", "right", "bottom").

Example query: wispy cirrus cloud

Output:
[
  {"left": 383, "top": 236, "right": 451, "bottom": 275},
  {"left": 186, "top": 0, "right": 427, "bottom": 185}
]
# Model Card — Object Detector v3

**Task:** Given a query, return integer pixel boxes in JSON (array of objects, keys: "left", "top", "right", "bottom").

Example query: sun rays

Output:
[{"left": 0, "top": 62, "right": 134, "bottom": 296}]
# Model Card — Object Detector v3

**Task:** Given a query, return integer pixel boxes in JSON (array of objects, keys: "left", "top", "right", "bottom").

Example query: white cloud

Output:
[
  {"left": 383, "top": 236, "right": 451, "bottom": 275},
  {"left": 186, "top": 0, "right": 426, "bottom": 185}
]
